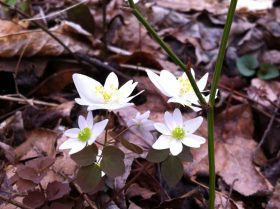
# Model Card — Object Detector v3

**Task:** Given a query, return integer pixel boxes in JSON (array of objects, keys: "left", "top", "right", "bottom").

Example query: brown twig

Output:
[
  {"left": 255, "top": 97, "right": 280, "bottom": 152},
  {"left": 0, "top": 194, "right": 33, "bottom": 209},
  {"left": 0, "top": 95, "right": 58, "bottom": 107}
]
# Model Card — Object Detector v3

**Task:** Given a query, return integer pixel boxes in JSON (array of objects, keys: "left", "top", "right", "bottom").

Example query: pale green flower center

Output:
[
  {"left": 95, "top": 85, "right": 117, "bottom": 103},
  {"left": 78, "top": 128, "right": 91, "bottom": 142},
  {"left": 178, "top": 76, "right": 192, "bottom": 95},
  {"left": 171, "top": 127, "right": 185, "bottom": 140}
]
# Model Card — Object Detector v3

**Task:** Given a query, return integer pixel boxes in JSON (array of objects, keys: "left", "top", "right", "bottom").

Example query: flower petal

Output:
[
  {"left": 104, "top": 72, "right": 119, "bottom": 90},
  {"left": 154, "top": 123, "right": 171, "bottom": 135},
  {"left": 185, "top": 133, "right": 206, "bottom": 144},
  {"left": 183, "top": 116, "right": 203, "bottom": 133},
  {"left": 64, "top": 128, "right": 80, "bottom": 138},
  {"left": 69, "top": 142, "right": 87, "bottom": 155},
  {"left": 86, "top": 112, "right": 93, "bottom": 129},
  {"left": 73, "top": 74, "right": 103, "bottom": 104},
  {"left": 160, "top": 70, "right": 180, "bottom": 96},
  {"left": 146, "top": 70, "right": 172, "bottom": 97},
  {"left": 91, "top": 119, "right": 108, "bottom": 139},
  {"left": 181, "top": 137, "right": 201, "bottom": 148},
  {"left": 59, "top": 138, "right": 78, "bottom": 150},
  {"left": 173, "top": 108, "right": 183, "bottom": 126},
  {"left": 169, "top": 139, "right": 183, "bottom": 156},
  {"left": 78, "top": 115, "right": 87, "bottom": 129},
  {"left": 152, "top": 135, "right": 172, "bottom": 150},
  {"left": 197, "top": 73, "right": 208, "bottom": 92},
  {"left": 116, "top": 80, "right": 137, "bottom": 100},
  {"left": 164, "top": 111, "right": 176, "bottom": 130}
]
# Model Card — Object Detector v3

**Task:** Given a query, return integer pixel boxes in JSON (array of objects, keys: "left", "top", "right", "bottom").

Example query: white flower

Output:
[
  {"left": 152, "top": 109, "right": 206, "bottom": 156},
  {"left": 96, "top": 150, "right": 105, "bottom": 177},
  {"left": 125, "top": 0, "right": 140, "bottom": 4},
  {"left": 146, "top": 69, "right": 209, "bottom": 111},
  {"left": 73, "top": 72, "right": 143, "bottom": 111},
  {"left": 127, "top": 110, "right": 154, "bottom": 140},
  {"left": 59, "top": 112, "right": 108, "bottom": 155}
]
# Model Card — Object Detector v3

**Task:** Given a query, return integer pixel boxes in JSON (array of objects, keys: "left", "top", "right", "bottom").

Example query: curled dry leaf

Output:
[
  {"left": 46, "top": 181, "right": 71, "bottom": 201},
  {"left": 0, "top": 21, "right": 95, "bottom": 58},
  {"left": 184, "top": 105, "right": 273, "bottom": 196}
]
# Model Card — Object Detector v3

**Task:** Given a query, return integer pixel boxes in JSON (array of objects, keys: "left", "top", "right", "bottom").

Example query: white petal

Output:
[
  {"left": 183, "top": 116, "right": 203, "bottom": 133},
  {"left": 91, "top": 119, "right": 108, "bottom": 139},
  {"left": 120, "top": 90, "right": 144, "bottom": 104},
  {"left": 181, "top": 137, "right": 201, "bottom": 148},
  {"left": 190, "top": 68, "right": 195, "bottom": 78},
  {"left": 75, "top": 98, "right": 92, "bottom": 106},
  {"left": 152, "top": 135, "right": 172, "bottom": 150},
  {"left": 116, "top": 80, "right": 137, "bottom": 100},
  {"left": 69, "top": 142, "right": 87, "bottom": 155},
  {"left": 104, "top": 72, "right": 119, "bottom": 90},
  {"left": 64, "top": 128, "right": 80, "bottom": 138},
  {"left": 137, "top": 111, "right": 150, "bottom": 121},
  {"left": 154, "top": 123, "right": 171, "bottom": 135},
  {"left": 87, "top": 103, "right": 109, "bottom": 111},
  {"left": 78, "top": 115, "right": 87, "bottom": 129},
  {"left": 73, "top": 74, "right": 103, "bottom": 104},
  {"left": 146, "top": 70, "right": 172, "bottom": 97},
  {"left": 86, "top": 111, "right": 93, "bottom": 129},
  {"left": 169, "top": 140, "right": 183, "bottom": 156},
  {"left": 168, "top": 97, "right": 188, "bottom": 106},
  {"left": 188, "top": 105, "right": 202, "bottom": 112},
  {"left": 197, "top": 73, "right": 208, "bottom": 92},
  {"left": 59, "top": 138, "right": 78, "bottom": 150},
  {"left": 104, "top": 102, "right": 135, "bottom": 111},
  {"left": 164, "top": 111, "right": 176, "bottom": 130},
  {"left": 160, "top": 70, "right": 180, "bottom": 96},
  {"left": 87, "top": 135, "right": 97, "bottom": 145},
  {"left": 173, "top": 108, "right": 183, "bottom": 126},
  {"left": 185, "top": 133, "right": 206, "bottom": 144}
]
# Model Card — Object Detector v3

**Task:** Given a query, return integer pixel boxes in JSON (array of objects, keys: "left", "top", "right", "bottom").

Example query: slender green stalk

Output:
[
  {"left": 207, "top": 1, "right": 238, "bottom": 208},
  {"left": 127, "top": 0, "right": 206, "bottom": 106}
]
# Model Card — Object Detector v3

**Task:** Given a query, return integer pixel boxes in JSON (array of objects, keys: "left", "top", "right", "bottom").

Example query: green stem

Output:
[
  {"left": 207, "top": 1, "right": 238, "bottom": 209},
  {"left": 127, "top": 0, "right": 206, "bottom": 106}
]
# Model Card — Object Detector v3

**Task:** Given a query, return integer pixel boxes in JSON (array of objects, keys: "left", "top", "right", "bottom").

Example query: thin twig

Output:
[
  {"left": 24, "top": 0, "right": 89, "bottom": 21},
  {"left": 0, "top": 95, "right": 58, "bottom": 107},
  {"left": 0, "top": 194, "right": 33, "bottom": 209},
  {"left": 0, "top": 1, "right": 80, "bottom": 62},
  {"left": 255, "top": 97, "right": 280, "bottom": 151}
]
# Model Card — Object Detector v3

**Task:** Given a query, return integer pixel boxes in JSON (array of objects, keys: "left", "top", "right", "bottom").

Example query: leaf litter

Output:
[{"left": 0, "top": 0, "right": 280, "bottom": 209}]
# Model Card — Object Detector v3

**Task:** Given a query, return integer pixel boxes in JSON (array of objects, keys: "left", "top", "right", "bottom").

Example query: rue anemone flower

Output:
[
  {"left": 59, "top": 112, "right": 108, "bottom": 155},
  {"left": 73, "top": 72, "right": 143, "bottom": 111},
  {"left": 146, "top": 69, "right": 209, "bottom": 111},
  {"left": 127, "top": 110, "right": 154, "bottom": 140},
  {"left": 152, "top": 109, "right": 206, "bottom": 156}
]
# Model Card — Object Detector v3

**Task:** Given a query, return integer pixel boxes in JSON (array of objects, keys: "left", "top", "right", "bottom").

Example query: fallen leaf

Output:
[
  {"left": 46, "top": 181, "right": 71, "bottom": 201},
  {"left": 22, "top": 190, "right": 45, "bottom": 208},
  {"left": 266, "top": 179, "right": 280, "bottom": 209},
  {"left": 126, "top": 183, "right": 156, "bottom": 199}
]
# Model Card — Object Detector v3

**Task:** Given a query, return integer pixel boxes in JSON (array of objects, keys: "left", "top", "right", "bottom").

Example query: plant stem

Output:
[
  {"left": 127, "top": 0, "right": 206, "bottom": 106},
  {"left": 207, "top": 1, "right": 238, "bottom": 208}
]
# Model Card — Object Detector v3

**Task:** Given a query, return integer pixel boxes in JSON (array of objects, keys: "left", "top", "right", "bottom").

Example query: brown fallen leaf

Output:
[
  {"left": 0, "top": 21, "right": 95, "bottom": 57},
  {"left": 215, "top": 193, "right": 244, "bottom": 209},
  {"left": 184, "top": 104, "right": 273, "bottom": 196},
  {"left": 126, "top": 183, "right": 156, "bottom": 199},
  {"left": 15, "top": 128, "right": 59, "bottom": 160}
]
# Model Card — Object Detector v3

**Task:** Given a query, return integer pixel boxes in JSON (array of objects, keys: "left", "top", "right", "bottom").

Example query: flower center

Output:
[
  {"left": 78, "top": 128, "right": 91, "bottom": 142},
  {"left": 172, "top": 127, "right": 185, "bottom": 140},
  {"left": 95, "top": 85, "right": 117, "bottom": 103},
  {"left": 178, "top": 76, "right": 192, "bottom": 95}
]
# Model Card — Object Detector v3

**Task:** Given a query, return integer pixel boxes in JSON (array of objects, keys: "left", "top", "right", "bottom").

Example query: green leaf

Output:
[
  {"left": 5, "top": 0, "right": 17, "bottom": 6},
  {"left": 100, "top": 146, "right": 125, "bottom": 177},
  {"left": 237, "top": 55, "right": 259, "bottom": 77},
  {"left": 75, "top": 164, "right": 102, "bottom": 193},
  {"left": 67, "top": 3, "right": 95, "bottom": 35},
  {"left": 161, "top": 155, "right": 183, "bottom": 187},
  {"left": 71, "top": 144, "right": 98, "bottom": 167},
  {"left": 257, "top": 63, "right": 279, "bottom": 80},
  {"left": 178, "top": 146, "right": 193, "bottom": 162},
  {"left": 146, "top": 149, "right": 169, "bottom": 163}
]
